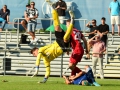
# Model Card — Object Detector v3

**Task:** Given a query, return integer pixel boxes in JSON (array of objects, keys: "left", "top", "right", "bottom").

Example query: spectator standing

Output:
[
  {"left": 85, "top": 19, "right": 98, "bottom": 59},
  {"left": 88, "top": 34, "right": 106, "bottom": 79},
  {"left": 25, "top": 2, "right": 39, "bottom": 44},
  {"left": 55, "top": 0, "right": 67, "bottom": 24},
  {"left": 21, "top": 4, "right": 30, "bottom": 32},
  {"left": 108, "top": 0, "right": 120, "bottom": 35},
  {"left": 98, "top": 17, "right": 109, "bottom": 46},
  {"left": 0, "top": 5, "right": 10, "bottom": 31}
]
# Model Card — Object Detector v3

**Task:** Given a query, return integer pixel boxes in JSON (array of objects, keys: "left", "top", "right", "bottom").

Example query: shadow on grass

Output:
[{"left": 101, "top": 84, "right": 120, "bottom": 86}]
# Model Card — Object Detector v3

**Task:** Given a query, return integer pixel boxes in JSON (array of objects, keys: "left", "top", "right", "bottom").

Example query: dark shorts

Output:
[{"left": 55, "top": 30, "right": 69, "bottom": 52}]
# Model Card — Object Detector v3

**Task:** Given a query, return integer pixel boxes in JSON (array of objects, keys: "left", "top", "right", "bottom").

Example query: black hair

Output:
[
  {"left": 101, "top": 17, "right": 106, "bottom": 21},
  {"left": 30, "top": 47, "right": 38, "bottom": 54},
  {"left": 4, "top": 5, "right": 7, "bottom": 8},
  {"left": 92, "top": 19, "right": 96, "bottom": 23},
  {"left": 26, "top": 4, "right": 30, "bottom": 7}
]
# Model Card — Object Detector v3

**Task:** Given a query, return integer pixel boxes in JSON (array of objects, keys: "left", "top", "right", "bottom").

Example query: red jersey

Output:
[{"left": 71, "top": 28, "right": 84, "bottom": 50}]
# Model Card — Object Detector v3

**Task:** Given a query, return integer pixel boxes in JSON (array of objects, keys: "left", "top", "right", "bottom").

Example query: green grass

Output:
[{"left": 0, "top": 76, "right": 120, "bottom": 90}]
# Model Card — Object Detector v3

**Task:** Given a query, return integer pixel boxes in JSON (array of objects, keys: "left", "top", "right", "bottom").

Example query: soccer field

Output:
[{"left": 0, "top": 76, "right": 120, "bottom": 90}]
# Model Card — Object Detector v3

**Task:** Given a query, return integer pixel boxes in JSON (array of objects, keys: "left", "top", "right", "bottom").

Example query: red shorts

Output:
[
  {"left": 71, "top": 67, "right": 82, "bottom": 75},
  {"left": 69, "top": 48, "right": 84, "bottom": 64}
]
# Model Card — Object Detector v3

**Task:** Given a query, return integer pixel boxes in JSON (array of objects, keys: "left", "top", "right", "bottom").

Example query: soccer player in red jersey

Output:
[{"left": 63, "top": 19, "right": 88, "bottom": 76}]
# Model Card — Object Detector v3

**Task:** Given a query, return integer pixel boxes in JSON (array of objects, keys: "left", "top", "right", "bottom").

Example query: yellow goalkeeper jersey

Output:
[{"left": 35, "top": 41, "right": 63, "bottom": 77}]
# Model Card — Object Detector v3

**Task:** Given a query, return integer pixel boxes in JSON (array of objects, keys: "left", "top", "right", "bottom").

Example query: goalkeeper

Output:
[{"left": 30, "top": 0, "right": 74, "bottom": 83}]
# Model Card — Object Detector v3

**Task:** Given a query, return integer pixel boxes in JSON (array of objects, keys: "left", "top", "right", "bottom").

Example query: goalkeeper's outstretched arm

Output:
[
  {"left": 32, "top": 53, "right": 42, "bottom": 77},
  {"left": 30, "top": 47, "right": 42, "bottom": 77}
]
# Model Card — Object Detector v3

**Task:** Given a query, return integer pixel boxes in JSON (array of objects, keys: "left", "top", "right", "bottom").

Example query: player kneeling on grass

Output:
[
  {"left": 63, "top": 65, "right": 100, "bottom": 86},
  {"left": 30, "top": 3, "right": 74, "bottom": 83}
]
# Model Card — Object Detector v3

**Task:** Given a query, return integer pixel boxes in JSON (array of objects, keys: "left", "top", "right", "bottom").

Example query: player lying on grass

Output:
[
  {"left": 63, "top": 19, "right": 88, "bottom": 76},
  {"left": 30, "top": 2, "right": 74, "bottom": 83},
  {"left": 63, "top": 65, "right": 100, "bottom": 86}
]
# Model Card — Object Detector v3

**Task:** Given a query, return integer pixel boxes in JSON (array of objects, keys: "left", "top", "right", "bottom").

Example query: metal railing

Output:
[
  {"left": 1, "top": 18, "right": 116, "bottom": 76},
  {"left": 12, "top": 18, "right": 88, "bottom": 48}
]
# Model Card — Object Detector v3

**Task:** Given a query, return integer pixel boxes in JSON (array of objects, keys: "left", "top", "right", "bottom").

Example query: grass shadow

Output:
[{"left": 101, "top": 84, "right": 120, "bottom": 86}]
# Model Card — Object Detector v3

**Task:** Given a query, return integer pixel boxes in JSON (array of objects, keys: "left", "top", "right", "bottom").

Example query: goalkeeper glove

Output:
[
  {"left": 31, "top": 66, "right": 39, "bottom": 78},
  {"left": 40, "top": 78, "right": 48, "bottom": 83}
]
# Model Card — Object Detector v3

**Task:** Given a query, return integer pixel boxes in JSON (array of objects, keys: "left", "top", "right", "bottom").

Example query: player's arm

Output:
[
  {"left": 36, "top": 52, "right": 42, "bottom": 66},
  {"left": 31, "top": 52, "right": 42, "bottom": 77},
  {"left": 63, "top": 75, "right": 71, "bottom": 85},
  {"left": 70, "top": 71, "right": 85, "bottom": 80}
]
